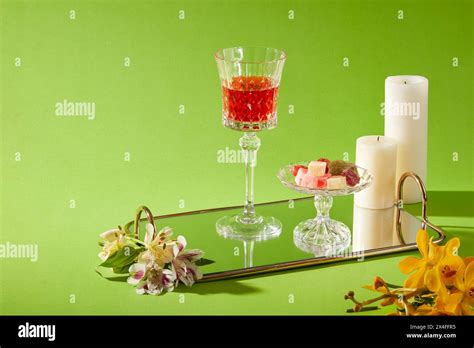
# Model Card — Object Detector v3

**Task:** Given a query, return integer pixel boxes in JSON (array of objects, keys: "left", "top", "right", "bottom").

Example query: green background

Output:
[{"left": 0, "top": 0, "right": 472, "bottom": 315}]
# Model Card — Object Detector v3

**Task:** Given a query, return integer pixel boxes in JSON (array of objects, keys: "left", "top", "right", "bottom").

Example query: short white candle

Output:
[
  {"left": 384, "top": 75, "right": 428, "bottom": 203},
  {"left": 354, "top": 135, "right": 398, "bottom": 209}
]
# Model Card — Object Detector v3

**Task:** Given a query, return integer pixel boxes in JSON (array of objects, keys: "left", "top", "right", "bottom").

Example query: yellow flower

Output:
[
  {"left": 398, "top": 229, "right": 443, "bottom": 288},
  {"left": 425, "top": 267, "right": 463, "bottom": 315},
  {"left": 346, "top": 230, "right": 473, "bottom": 316},
  {"left": 412, "top": 304, "right": 444, "bottom": 316},
  {"left": 456, "top": 261, "right": 474, "bottom": 315},
  {"left": 464, "top": 257, "right": 474, "bottom": 267},
  {"left": 363, "top": 276, "right": 386, "bottom": 292},
  {"left": 423, "top": 238, "right": 464, "bottom": 315},
  {"left": 362, "top": 276, "right": 396, "bottom": 306},
  {"left": 437, "top": 238, "right": 464, "bottom": 288}
]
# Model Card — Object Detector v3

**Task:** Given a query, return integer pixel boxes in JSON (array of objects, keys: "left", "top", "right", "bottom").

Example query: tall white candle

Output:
[
  {"left": 354, "top": 135, "right": 398, "bottom": 209},
  {"left": 352, "top": 205, "right": 395, "bottom": 252},
  {"left": 384, "top": 75, "right": 428, "bottom": 203}
]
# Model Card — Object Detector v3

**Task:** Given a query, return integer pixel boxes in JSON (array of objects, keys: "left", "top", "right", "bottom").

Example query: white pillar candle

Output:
[
  {"left": 354, "top": 135, "right": 398, "bottom": 209},
  {"left": 352, "top": 205, "right": 395, "bottom": 252},
  {"left": 384, "top": 75, "right": 428, "bottom": 203}
]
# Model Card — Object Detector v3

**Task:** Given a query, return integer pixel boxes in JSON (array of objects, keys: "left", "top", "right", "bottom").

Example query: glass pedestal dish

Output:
[{"left": 277, "top": 162, "right": 373, "bottom": 256}]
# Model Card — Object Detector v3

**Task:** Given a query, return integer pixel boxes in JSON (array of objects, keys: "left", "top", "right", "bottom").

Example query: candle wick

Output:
[
  {"left": 377, "top": 136, "right": 380, "bottom": 141},
  {"left": 404, "top": 81, "right": 407, "bottom": 84}
]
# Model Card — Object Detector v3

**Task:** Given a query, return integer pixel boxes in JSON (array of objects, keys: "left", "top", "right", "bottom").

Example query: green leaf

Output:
[
  {"left": 113, "top": 263, "right": 134, "bottom": 274},
  {"left": 195, "top": 258, "right": 215, "bottom": 266},
  {"left": 100, "top": 246, "right": 144, "bottom": 268},
  {"left": 95, "top": 267, "right": 128, "bottom": 282}
]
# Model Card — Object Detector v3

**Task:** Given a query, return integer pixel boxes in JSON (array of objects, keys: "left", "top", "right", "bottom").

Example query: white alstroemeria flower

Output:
[
  {"left": 171, "top": 236, "right": 187, "bottom": 259},
  {"left": 137, "top": 250, "right": 155, "bottom": 268},
  {"left": 135, "top": 282, "right": 148, "bottom": 295},
  {"left": 156, "top": 226, "right": 173, "bottom": 241},
  {"left": 149, "top": 242, "right": 176, "bottom": 267},
  {"left": 98, "top": 250, "right": 111, "bottom": 262},
  {"left": 155, "top": 268, "right": 176, "bottom": 293},
  {"left": 144, "top": 224, "right": 174, "bottom": 247},
  {"left": 177, "top": 235, "right": 186, "bottom": 247},
  {"left": 142, "top": 225, "right": 177, "bottom": 267},
  {"left": 171, "top": 241, "right": 204, "bottom": 287},
  {"left": 144, "top": 223, "right": 155, "bottom": 246},
  {"left": 98, "top": 228, "right": 127, "bottom": 261},
  {"left": 135, "top": 265, "right": 176, "bottom": 295},
  {"left": 100, "top": 228, "right": 124, "bottom": 242},
  {"left": 127, "top": 263, "right": 146, "bottom": 285}
]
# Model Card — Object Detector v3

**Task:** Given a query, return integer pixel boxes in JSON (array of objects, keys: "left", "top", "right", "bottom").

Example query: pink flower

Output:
[
  {"left": 136, "top": 265, "right": 176, "bottom": 295},
  {"left": 171, "top": 236, "right": 203, "bottom": 286},
  {"left": 127, "top": 263, "right": 146, "bottom": 285}
]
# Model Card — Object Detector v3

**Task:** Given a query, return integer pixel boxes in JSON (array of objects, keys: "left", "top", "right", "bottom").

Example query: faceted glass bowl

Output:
[{"left": 277, "top": 162, "right": 373, "bottom": 196}]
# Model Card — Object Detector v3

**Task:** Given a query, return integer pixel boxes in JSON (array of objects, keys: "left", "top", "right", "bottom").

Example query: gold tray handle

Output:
[
  {"left": 396, "top": 171, "right": 428, "bottom": 244},
  {"left": 133, "top": 205, "right": 156, "bottom": 240}
]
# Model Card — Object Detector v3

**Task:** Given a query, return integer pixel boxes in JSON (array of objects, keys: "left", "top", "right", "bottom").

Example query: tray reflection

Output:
[{"left": 125, "top": 196, "right": 443, "bottom": 281}]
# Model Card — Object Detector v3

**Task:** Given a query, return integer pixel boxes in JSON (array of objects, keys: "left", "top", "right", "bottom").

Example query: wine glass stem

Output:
[{"left": 239, "top": 132, "right": 261, "bottom": 221}]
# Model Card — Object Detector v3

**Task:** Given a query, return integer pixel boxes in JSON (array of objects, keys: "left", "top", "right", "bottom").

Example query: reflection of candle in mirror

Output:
[
  {"left": 352, "top": 205, "right": 396, "bottom": 252},
  {"left": 354, "top": 135, "right": 398, "bottom": 209}
]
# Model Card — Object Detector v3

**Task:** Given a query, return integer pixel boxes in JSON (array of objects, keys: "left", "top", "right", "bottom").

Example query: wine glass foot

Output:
[
  {"left": 293, "top": 217, "right": 351, "bottom": 257},
  {"left": 216, "top": 214, "right": 282, "bottom": 241}
]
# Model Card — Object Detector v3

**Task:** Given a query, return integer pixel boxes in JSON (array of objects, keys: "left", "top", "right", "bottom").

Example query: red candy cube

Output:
[
  {"left": 291, "top": 165, "right": 307, "bottom": 177},
  {"left": 316, "top": 174, "right": 331, "bottom": 188}
]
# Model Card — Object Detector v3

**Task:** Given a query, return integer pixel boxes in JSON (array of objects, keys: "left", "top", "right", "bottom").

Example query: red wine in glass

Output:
[{"left": 222, "top": 76, "right": 279, "bottom": 131}]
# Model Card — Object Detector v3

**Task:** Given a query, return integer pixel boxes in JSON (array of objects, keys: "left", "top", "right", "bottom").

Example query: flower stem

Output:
[
  {"left": 385, "top": 282, "right": 403, "bottom": 288},
  {"left": 128, "top": 237, "right": 146, "bottom": 246},
  {"left": 345, "top": 287, "right": 429, "bottom": 313}
]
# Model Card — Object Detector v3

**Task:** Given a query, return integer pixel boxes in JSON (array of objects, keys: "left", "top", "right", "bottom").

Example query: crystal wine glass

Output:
[{"left": 215, "top": 46, "right": 286, "bottom": 240}]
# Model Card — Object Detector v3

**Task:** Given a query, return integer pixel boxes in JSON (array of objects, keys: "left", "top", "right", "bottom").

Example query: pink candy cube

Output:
[
  {"left": 302, "top": 173, "right": 317, "bottom": 188},
  {"left": 297, "top": 172, "right": 331, "bottom": 189},
  {"left": 295, "top": 167, "right": 308, "bottom": 186}
]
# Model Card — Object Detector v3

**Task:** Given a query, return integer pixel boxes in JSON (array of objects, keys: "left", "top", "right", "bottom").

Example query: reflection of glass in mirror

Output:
[
  {"left": 352, "top": 204, "right": 396, "bottom": 252},
  {"left": 218, "top": 227, "right": 280, "bottom": 268},
  {"left": 243, "top": 240, "right": 254, "bottom": 268}
]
